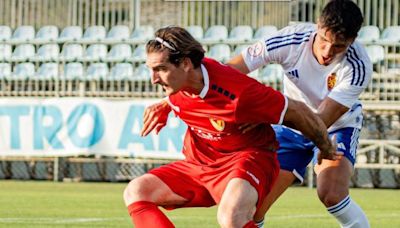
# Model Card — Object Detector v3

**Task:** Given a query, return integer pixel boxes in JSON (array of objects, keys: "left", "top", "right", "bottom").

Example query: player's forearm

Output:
[
  {"left": 284, "top": 99, "right": 332, "bottom": 152},
  {"left": 227, "top": 55, "right": 251, "bottom": 74}
]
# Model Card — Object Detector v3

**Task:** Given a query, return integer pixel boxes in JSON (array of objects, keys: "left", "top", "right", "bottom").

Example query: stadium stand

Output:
[
  {"left": 226, "top": 25, "right": 253, "bottom": 44},
  {"left": 0, "top": 44, "right": 12, "bottom": 61},
  {"left": 81, "top": 25, "right": 107, "bottom": 43},
  {"left": 186, "top": 25, "right": 204, "bottom": 40},
  {"left": 129, "top": 26, "right": 154, "bottom": 43},
  {"left": 59, "top": 44, "right": 84, "bottom": 62},
  {"left": 58, "top": 26, "right": 83, "bottom": 43},
  {"left": 0, "top": 0, "right": 398, "bottom": 188},
  {"left": 206, "top": 44, "right": 231, "bottom": 62},
  {"left": 106, "top": 44, "right": 133, "bottom": 62},
  {"left": 11, "top": 44, "right": 35, "bottom": 62},
  {"left": 0, "top": 25, "right": 12, "bottom": 41},
  {"left": 378, "top": 26, "right": 400, "bottom": 44},
  {"left": 36, "top": 63, "right": 59, "bottom": 80},
  {"left": 63, "top": 62, "right": 84, "bottom": 80},
  {"left": 80, "top": 44, "right": 108, "bottom": 62},
  {"left": 105, "top": 25, "right": 130, "bottom": 43},
  {"left": 11, "top": 25, "right": 35, "bottom": 43},
  {"left": 0, "top": 63, "right": 11, "bottom": 79},
  {"left": 252, "top": 25, "right": 278, "bottom": 41},
  {"left": 110, "top": 63, "right": 134, "bottom": 80},
  {"left": 202, "top": 25, "right": 228, "bottom": 44},
  {"left": 33, "top": 44, "right": 60, "bottom": 62},
  {"left": 13, "top": 62, "right": 35, "bottom": 79},
  {"left": 34, "top": 25, "right": 59, "bottom": 44},
  {"left": 357, "top": 25, "right": 380, "bottom": 44}
]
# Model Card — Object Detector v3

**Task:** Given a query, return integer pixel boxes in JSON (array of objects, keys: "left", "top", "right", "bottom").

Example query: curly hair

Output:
[
  {"left": 319, "top": 0, "right": 364, "bottom": 39},
  {"left": 146, "top": 26, "right": 205, "bottom": 68}
]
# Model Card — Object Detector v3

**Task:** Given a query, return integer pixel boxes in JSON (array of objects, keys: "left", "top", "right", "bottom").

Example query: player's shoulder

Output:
[
  {"left": 344, "top": 41, "right": 373, "bottom": 71},
  {"left": 276, "top": 22, "right": 316, "bottom": 37}
]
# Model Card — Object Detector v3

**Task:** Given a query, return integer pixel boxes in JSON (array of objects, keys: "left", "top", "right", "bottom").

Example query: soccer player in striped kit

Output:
[
  {"left": 123, "top": 26, "right": 339, "bottom": 228},
  {"left": 228, "top": 0, "right": 372, "bottom": 227}
]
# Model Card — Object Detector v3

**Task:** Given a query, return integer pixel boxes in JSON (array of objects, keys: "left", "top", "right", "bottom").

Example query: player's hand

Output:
[
  {"left": 238, "top": 123, "right": 260, "bottom": 133},
  {"left": 140, "top": 100, "right": 172, "bottom": 137},
  {"left": 317, "top": 134, "right": 343, "bottom": 165}
]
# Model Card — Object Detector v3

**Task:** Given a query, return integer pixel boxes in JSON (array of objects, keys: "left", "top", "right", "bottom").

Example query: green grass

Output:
[{"left": 0, "top": 180, "right": 399, "bottom": 227}]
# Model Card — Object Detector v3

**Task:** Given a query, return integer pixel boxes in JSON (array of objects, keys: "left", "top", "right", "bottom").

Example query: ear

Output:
[{"left": 181, "top": 57, "right": 193, "bottom": 72}]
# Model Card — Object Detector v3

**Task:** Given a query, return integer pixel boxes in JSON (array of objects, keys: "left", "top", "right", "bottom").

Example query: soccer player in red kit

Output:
[{"left": 123, "top": 26, "right": 340, "bottom": 228}]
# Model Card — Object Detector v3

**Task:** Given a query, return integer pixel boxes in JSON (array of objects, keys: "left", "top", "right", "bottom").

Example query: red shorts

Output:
[{"left": 149, "top": 150, "right": 279, "bottom": 211}]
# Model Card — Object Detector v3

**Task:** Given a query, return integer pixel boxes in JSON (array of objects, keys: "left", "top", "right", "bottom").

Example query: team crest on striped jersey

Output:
[
  {"left": 327, "top": 73, "right": 337, "bottom": 90},
  {"left": 210, "top": 118, "right": 225, "bottom": 131}
]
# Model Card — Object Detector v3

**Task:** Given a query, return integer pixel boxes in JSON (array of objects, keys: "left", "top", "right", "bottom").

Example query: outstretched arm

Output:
[
  {"left": 140, "top": 100, "right": 172, "bottom": 137},
  {"left": 227, "top": 54, "right": 251, "bottom": 74},
  {"left": 283, "top": 98, "right": 340, "bottom": 164}
]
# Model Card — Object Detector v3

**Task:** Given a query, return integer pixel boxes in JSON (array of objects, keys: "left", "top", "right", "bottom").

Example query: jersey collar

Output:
[{"left": 199, "top": 64, "right": 209, "bottom": 99}]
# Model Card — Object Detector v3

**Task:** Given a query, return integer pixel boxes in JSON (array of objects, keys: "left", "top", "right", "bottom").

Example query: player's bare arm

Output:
[
  {"left": 227, "top": 54, "right": 250, "bottom": 74},
  {"left": 140, "top": 100, "right": 172, "bottom": 137},
  {"left": 317, "top": 97, "right": 349, "bottom": 128},
  {"left": 283, "top": 98, "right": 340, "bottom": 164}
]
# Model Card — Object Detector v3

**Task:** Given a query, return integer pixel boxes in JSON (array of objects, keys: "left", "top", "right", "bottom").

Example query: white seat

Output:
[
  {"left": 11, "top": 44, "right": 35, "bottom": 62},
  {"left": 60, "top": 44, "right": 83, "bottom": 62},
  {"left": 365, "top": 45, "right": 385, "bottom": 64},
  {"left": 11, "top": 25, "right": 35, "bottom": 43},
  {"left": 110, "top": 63, "right": 134, "bottom": 80},
  {"left": 129, "top": 26, "right": 154, "bottom": 43},
  {"left": 34, "top": 25, "right": 59, "bottom": 43},
  {"left": 81, "top": 26, "right": 106, "bottom": 42},
  {"left": 86, "top": 63, "right": 109, "bottom": 80},
  {"left": 203, "top": 25, "right": 228, "bottom": 43},
  {"left": 186, "top": 25, "right": 204, "bottom": 40},
  {"left": 63, "top": 62, "right": 84, "bottom": 80},
  {"left": 253, "top": 25, "right": 278, "bottom": 41},
  {"left": 0, "top": 44, "right": 12, "bottom": 61},
  {"left": 0, "top": 63, "right": 12, "bottom": 79},
  {"left": 259, "top": 64, "right": 284, "bottom": 83},
  {"left": 133, "top": 64, "right": 151, "bottom": 81},
  {"left": 58, "top": 26, "right": 83, "bottom": 42},
  {"left": 105, "top": 25, "right": 130, "bottom": 42},
  {"left": 226, "top": 25, "right": 253, "bottom": 43},
  {"left": 233, "top": 44, "right": 249, "bottom": 57},
  {"left": 0, "top": 26, "right": 12, "bottom": 41},
  {"left": 32, "top": 44, "right": 60, "bottom": 62},
  {"left": 131, "top": 44, "right": 147, "bottom": 62},
  {"left": 81, "top": 44, "right": 108, "bottom": 62},
  {"left": 106, "top": 44, "right": 132, "bottom": 62},
  {"left": 207, "top": 44, "right": 231, "bottom": 62},
  {"left": 378, "top": 26, "right": 400, "bottom": 44},
  {"left": 35, "top": 63, "right": 59, "bottom": 80},
  {"left": 357, "top": 26, "right": 380, "bottom": 44},
  {"left": 13, "top": 63, "right": 35, "bottom": 80}
]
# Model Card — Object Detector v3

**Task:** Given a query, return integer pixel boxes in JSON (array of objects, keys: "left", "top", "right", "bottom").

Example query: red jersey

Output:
[{"left": 167, "top": 58, "right": 287, "bottom": 165}]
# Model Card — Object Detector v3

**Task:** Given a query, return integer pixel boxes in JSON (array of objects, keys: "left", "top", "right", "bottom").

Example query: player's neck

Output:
[{"left": 182, "top": 67, "right": 204, "bottom": 96}]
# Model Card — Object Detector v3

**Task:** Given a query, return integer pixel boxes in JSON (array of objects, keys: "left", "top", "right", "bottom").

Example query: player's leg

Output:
[
  {"left": 314, "top": 128, "right": 369, "bottom": 228},
  {"left": 217, "top": 178, "right": 259, "bottom": 228},
  {"left": 124, "top": 160, "right": 216, "bottom": 228},
  {"left": 253, "top": 170, "right": 296, "bottom": 223},
  {"left": 254, "top": 125, "right": 315, "bottom": 225},
  {"left": 123, "top": 173, "right": 187, "bottom": 228}
]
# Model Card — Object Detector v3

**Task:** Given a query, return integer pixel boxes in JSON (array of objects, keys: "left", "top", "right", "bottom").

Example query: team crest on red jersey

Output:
[
  {"left": 210, "top": 118, "right": 225, "bottom": 131},
  {"left": 327, "top": 73, "right": 337, "bottom": 90}
]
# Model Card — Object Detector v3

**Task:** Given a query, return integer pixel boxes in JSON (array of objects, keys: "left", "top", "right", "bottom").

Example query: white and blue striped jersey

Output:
[{"left": 242, "top": 23, "right": 372, "bottom": 132}]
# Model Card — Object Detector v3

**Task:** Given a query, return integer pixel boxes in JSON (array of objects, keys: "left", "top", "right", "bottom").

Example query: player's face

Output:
[
  {"left": 313, "top": 26, "right": 354, "bottom": 66},
  {"left": 146, "top": 50, "right": 186, "bottom": 96}
]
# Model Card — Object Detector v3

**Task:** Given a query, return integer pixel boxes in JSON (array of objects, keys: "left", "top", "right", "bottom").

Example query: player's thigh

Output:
[
  {"left": 124, "top": 173, "right": 188, "bottom": 206},
  {"left": 218, "top": 178, "right": 258, "bottom": 219}
]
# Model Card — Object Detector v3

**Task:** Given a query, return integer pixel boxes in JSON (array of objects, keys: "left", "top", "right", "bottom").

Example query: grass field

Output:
[{"left": 0, "top": 180, "right": 399, "bottom": 227}]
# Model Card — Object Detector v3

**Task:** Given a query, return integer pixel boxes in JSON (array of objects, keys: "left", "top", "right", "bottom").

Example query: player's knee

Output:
[
  {"left": 123, "top": 176, "right": 152, "bottom": 205},
  {"left": 217, "top": 206, "right": 248, "bottom": 228},
  {"left": 317, "top": 186, "right": 346, "bottom": 207}
]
